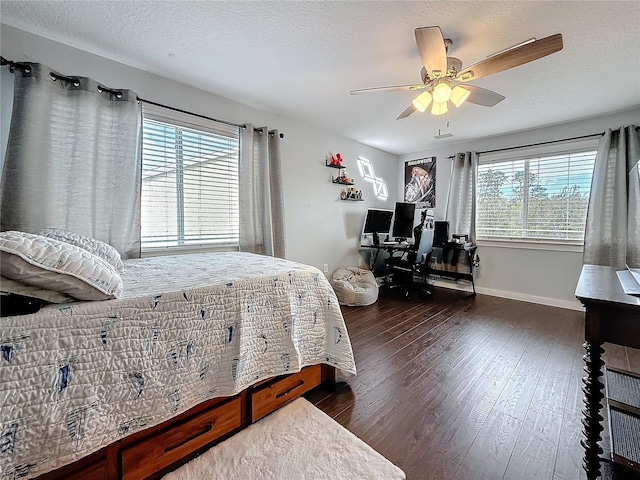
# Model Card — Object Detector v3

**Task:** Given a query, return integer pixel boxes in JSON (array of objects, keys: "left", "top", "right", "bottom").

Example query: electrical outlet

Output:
[{"left": 323, "top": 263, "right": 329, "bottom": 273}]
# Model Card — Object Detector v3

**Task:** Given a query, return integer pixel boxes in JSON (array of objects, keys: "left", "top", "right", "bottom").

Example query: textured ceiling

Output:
[{"left": 1, "top": 1, "right": 639, "bottom": 155}]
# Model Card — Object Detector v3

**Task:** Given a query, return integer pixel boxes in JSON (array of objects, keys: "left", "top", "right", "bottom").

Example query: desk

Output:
[
  {"left": 359, "top": 243, "right": 415, "bottom": 277},
  {"left": 575, "top": 265, "right": 640, "bottom": 479},
  {"left": 359, "top": 243, "right": 477, "bottom": 296},
  {"left": 429, "top": 243, "right": 477, "bottom": 296}
]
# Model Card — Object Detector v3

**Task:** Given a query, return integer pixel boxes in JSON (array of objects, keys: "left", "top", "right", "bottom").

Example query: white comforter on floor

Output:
[
  {"left": 0, "top": 252, "right": 356, "bottom": 479},
  {"left": 164, "top": 398, "right": 406, "bottom": 480}
]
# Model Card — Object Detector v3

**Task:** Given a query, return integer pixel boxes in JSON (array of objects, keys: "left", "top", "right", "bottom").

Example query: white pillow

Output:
[
  {"left": 0, "top": 276, "right": 73, "bottom": 304},
  {"left": 0, "top": 231, "right": 123, "bottom": 301},
  {"left": 37, "top": 228, "right": 125, "bottom": 273}
]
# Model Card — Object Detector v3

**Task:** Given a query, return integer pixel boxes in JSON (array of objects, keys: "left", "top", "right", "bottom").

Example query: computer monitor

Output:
[
  {"left": 362, "top": 208, "right": 394, "bottom": 245},
  {"left": 391, "top": 202, "right": 416, "bottom": 240}
]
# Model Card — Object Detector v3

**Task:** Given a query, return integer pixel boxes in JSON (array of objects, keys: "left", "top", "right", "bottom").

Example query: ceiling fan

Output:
[{"left": 350, "top": 27, "right": 563, "bottom": 120}]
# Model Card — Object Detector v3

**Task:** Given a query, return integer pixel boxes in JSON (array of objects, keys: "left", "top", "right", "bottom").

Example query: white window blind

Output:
[
  {"left": 141, "top": 103, "right": 240, "bottom": 252},
  {"left": 476, "top": 139, "right": 598, "bottom": 243}
]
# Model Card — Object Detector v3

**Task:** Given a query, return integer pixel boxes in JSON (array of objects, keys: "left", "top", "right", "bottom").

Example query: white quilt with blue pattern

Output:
[{"left": 0, "top": 252, "right": 357, "bottom": 479}]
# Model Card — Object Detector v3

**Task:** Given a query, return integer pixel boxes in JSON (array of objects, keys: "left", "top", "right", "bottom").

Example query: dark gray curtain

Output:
[{"left": 0, "top": 63, "right": 142, "bottom": 258}]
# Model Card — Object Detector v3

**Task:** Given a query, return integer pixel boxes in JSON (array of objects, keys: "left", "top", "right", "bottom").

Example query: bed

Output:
[{"left": 0, "top": 250, "right": 357, "bottom": 479}]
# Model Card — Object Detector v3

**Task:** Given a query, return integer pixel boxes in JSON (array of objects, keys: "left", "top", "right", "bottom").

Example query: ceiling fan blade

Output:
[
  {"left": 456, "top": 33, "right": 563, "bottom": 82},
  {"left": 463, "top": 85, "right": 505, "bottom": 107},
  {"left": 415, "top": 27, "right": 447, "bottom": 77},
  {"left": 350, "top": 84, "right": 426, "bottom": 95},
  {"left": 396, "top": 104, "right": 417, "bottom": 120}
]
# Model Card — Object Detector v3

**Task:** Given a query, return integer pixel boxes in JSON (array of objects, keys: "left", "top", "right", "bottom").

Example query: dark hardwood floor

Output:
[{"left": 306, "top": 287, "right": 640, "bottom": 480}]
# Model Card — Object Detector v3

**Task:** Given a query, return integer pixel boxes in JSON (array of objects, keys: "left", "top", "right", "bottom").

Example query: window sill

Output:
[
  {"left": 141, "top": 244, "right": 239, "bottom": 258},
  {"left": 476, "top": 239, "right": 584, "bottom": 253}
]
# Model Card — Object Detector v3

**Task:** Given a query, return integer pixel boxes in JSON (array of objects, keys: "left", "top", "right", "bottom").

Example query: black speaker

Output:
[{"left": 433, "top": 221, "right": 449, "bottom": 246}]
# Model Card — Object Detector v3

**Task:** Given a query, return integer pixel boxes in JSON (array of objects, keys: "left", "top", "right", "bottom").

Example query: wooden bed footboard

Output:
[{"left": 35, "top": 364, "right": 336, "bottom": 480}]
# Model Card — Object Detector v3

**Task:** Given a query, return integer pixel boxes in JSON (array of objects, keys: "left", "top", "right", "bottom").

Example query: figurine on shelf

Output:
[
  {"left": 334, "top": 169, "right": 349, "bottom": 184},
  {"left": 329, "top": 153, "right": 343, "bottom": 167}
]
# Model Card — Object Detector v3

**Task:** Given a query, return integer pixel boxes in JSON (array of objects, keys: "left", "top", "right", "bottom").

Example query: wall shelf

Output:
[
  {"left": 325, "top": 161, "right": 344, "bottom": 170},
  {"left": 325, "top": 158, "right": 360, "bottom": 199}
]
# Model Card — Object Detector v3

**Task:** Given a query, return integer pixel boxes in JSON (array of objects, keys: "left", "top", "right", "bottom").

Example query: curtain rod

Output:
[
  {"left": 1, "top": 57, "right": 284, "bottom": 138},
  {"left": 0, "top": 56, "right": 30, "bottom": 73},
  {"left": 140, "top": 98, "right": 239, "bottom": 127},
  {"left": 477, "top": 132, "right": 603, "bottom": 155},
  {"left": 139, "top": 98, "right": 284, "bottom": 138}
]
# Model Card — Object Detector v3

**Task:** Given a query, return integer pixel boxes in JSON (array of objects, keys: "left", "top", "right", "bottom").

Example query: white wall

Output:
[
  {"left": 400, "top": 108, "right": 640, "bottom": 310},
  {"left": 0, "top": 25, "right": 399, "bottom": 275}
]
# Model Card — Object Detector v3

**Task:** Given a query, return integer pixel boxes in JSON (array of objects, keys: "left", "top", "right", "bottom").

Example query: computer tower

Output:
[{"left": 433, "top": 221, "right": 449, "bottom": 247}]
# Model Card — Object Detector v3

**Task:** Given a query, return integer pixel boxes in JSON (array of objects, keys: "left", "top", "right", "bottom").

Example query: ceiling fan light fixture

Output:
[
  {"left": 431, "top": 101, "right": 448, "bottom": 116},
  {"left": 412, "top": 91, "right": 432, "bottom": 112},
  {"left": 432, "top": 82, "right": 452, "bottom": 103},
  {"left": 450, "top": 85, "right": 470, "bottom": 107},
  {"left": 351, "top": 27, "right": 562, "bottom": 121}
]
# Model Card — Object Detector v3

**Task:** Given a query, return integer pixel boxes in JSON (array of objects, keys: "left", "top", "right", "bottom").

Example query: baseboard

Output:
[{"left": 475, "top": 286, "right": 584, "bottom": 312}]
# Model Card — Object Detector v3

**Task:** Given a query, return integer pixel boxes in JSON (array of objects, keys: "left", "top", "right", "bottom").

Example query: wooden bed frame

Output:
[{"left": 35, "top": 364, "right": 336, "bottom": 480}]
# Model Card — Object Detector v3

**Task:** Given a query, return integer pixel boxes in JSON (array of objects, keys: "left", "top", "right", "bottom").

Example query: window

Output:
[
  {"left": 141, "top": 103, "right": 240, "bottom": 252},
  {"left": 476, "top": 139, "right": 597, "bottom": 243}
]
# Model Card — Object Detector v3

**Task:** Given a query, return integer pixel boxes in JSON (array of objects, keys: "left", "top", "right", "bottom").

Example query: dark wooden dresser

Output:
[{"left": 575, "top": 265, "right": 640, "bottom": 480}]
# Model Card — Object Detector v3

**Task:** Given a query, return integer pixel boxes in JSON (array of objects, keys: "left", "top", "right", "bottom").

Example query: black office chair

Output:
[{"left": 387, "top": 223, "right": 434, "bottom": 300}]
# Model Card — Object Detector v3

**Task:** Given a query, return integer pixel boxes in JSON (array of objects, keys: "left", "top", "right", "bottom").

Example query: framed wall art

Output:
[{"left": 404, "top": 156, "right": 436, "bottom": 208}]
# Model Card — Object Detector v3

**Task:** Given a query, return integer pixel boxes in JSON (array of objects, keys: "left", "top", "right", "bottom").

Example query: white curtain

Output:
[
  {"left": 445, "top": 151, "right": 477, "bottom": 242},
  {"left": 239, "top": 124, "right": 286, "bottom": 258},
  {"left": 583, "top": 125, "right": 640, "bottom": 268},
  {"left": 0, "top": 63, "right": 142, "bottom": 258}
]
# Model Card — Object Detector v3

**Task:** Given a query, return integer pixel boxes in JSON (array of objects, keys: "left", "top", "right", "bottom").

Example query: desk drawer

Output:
[
  {"left": 121, "top": 397, "right": 241, "bottom": 479},
  {"left": 251, "top": 365, "right": 322, "bottom": 422}
]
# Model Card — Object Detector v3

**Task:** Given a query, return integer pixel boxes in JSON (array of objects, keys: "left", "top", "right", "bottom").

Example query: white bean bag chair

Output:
[{"left": 331, "top": 267, "right": 379, "bottom": 306}]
